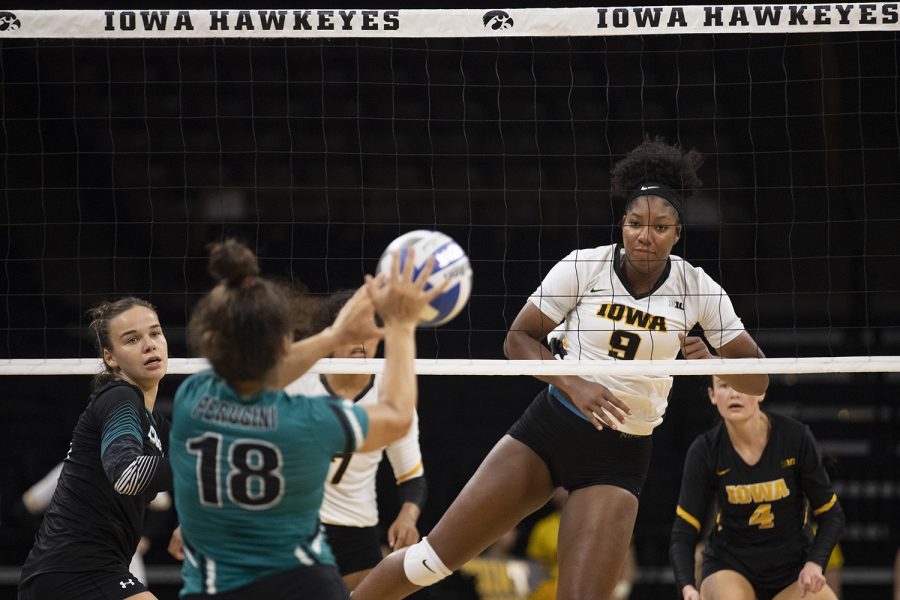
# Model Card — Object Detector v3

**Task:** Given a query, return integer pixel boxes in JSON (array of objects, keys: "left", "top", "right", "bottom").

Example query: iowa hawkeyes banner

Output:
[{"left": 2, "top": 5, "right": 900, "bottom": 38}]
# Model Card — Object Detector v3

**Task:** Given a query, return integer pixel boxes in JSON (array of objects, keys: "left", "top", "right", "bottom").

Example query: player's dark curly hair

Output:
[
  {"left": 88, "top": 297, "right": 157, "bottom": 390},
  {"left": 312, "top": 289, "right": 382, "bottom": 336},
  {"left": 610, "top": 136, "right": 705, "bottom": 223},
  {"left": 188, "top": 239, "right": 316, "bottom": 385}
]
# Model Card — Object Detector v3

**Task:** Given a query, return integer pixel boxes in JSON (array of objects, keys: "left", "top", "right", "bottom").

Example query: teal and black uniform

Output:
[
  {"left": 170, "top": 370, "right": 369, "bottom": 598},
  {"left": 670, "top": 412, "right": 844, "bottom": 599},
  {"left": 19, "top": 380, "right": 171, "bottom": 599}
]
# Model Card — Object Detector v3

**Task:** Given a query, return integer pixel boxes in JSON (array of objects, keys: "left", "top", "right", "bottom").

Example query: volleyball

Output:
[{"left": 376, "top": 230, "right": 473, "bottom": 327}]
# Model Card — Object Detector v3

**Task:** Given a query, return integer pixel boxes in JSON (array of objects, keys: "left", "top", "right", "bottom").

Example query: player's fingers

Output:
[
  {"left": 400, "top": 248, "right": 414, "bottom": 281},
  {"left": 364, "top": 274, "right": 387, "bottom": 303},
  {"left": 598, "top": 401, "right": 626, "bottom": 426},
  {"left": 590, "top": 405, "right": 622, "bottom": 430},
  {"left": 604, "top": 391, "right": 632, "bottom": 418},
  {"left": 414, "top": 255, "right": 436, "bottom": 287},
  {"left": 588, "top": 409, "right": 606, "bottom": 430},
  {"left": 423, "top": 277, "right": 449, "bottom": 302}
]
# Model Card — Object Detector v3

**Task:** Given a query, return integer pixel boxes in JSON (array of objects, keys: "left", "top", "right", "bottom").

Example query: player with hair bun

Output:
[
  {"left": 169, "top": 239, "right": 440, "bottom": 599},
  {"left": 19, "top": 297, "right": 172, "bottom": 600},
  {"left": 354, "top": 137, "right": 768, "bottom": 600}
]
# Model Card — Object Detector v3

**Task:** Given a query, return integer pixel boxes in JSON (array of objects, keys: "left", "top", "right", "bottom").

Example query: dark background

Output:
[{"left": 1, "top": 4, "right": 899, "bottom": 598}]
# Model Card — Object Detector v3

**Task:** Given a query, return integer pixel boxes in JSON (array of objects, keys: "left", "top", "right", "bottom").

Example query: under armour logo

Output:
[
  {"left": 0, "top": 12, "right": 20, "bottom": 31},
  {"left": 483, "top": 10, "right": 514, "bottom": 30},
  {"left": 120, "top": 579, "right": 135, "bottom": 588}
]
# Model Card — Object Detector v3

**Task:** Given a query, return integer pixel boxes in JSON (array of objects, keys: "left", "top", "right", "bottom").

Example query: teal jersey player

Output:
[{"left": 171, "top": 370, "right": 369, "bottom": 596}]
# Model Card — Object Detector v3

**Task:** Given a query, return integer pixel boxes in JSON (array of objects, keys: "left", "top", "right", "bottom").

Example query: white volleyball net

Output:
[
  {"left": 2, "top": 5, "right": 899, "bottom": 376},
  {"left": 1, "top": 6, "right": 898, "bottom": 596}
]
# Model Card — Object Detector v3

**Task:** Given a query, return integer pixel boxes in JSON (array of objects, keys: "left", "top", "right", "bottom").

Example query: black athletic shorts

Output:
[
  {"left": 18, "top": 570, "right": 148, "bottom": 600},
  {"left": 323, "top": 523, "right": 383, "bottom": 575},
  {"left": 183, "top": 564, "right": 348, "bottom": 600},
  {"left": 702, "top": 551, "right": 802, "bottom": 600},
  {"left": 507, "top": 387, "right": 652, "bottom": 498}
]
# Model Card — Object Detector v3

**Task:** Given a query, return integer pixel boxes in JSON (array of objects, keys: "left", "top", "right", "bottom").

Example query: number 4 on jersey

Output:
[{"left": 748, "top": 503, "right": 775, "bottom": 529}]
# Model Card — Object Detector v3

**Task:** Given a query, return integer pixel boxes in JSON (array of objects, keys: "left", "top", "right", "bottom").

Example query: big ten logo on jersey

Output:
[{"left": 147, "top": 425, "right": 162, "bottom": 452}]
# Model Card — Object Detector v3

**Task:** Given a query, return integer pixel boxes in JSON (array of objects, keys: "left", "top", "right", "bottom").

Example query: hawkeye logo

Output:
[
  {"left": 596, "top": 303, "right": 667, "bottom": 332},
  {"left": 726, "top": 478, "right": 790, "bottom": 504},
  {"left": 0, "top": 12, "right": 20, "bottom": 31},
  {"left": 483, "top": 10, "right": 514, "bottom": 30}
]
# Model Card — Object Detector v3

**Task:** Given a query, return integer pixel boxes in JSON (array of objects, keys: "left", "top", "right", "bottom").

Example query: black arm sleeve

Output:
[
  {"left": 144, "top": 459, "right": 173, "bottom": 496},
  {"left": 798, "top": 426, "right": 845, "bottom": 568},
  {"left": 397, "top": 475, "right": 427, "bottom": 510},
  {"left": 97, "top": 386, "right": 172, "bottom": 496},
  {"left": 670, "top": 437, "right": 715, "bottom": 592}
]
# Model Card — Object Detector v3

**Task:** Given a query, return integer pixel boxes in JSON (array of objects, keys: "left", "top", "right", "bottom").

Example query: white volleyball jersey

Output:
[
  {"left": 284, "top": 373, "right": 424, "bottom": 528},
  {"left": 529, "top": 243, "right": 744, "bottom": 435}
]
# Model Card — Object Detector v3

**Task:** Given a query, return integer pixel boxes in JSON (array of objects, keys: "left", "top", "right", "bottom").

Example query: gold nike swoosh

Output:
[{"left": 716, "top": 468, "right": 731, "bottom": 476}]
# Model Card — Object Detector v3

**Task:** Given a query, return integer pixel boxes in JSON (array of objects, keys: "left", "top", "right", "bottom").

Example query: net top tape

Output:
[
  {"left": 3, "top": 357, "right": 900, "bottom": 376},
  {"left": 2, "top": 5, "right": 900, "bottom": 39}
]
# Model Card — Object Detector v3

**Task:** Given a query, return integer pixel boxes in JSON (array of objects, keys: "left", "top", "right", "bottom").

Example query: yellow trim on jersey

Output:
[
  {"left": 676, "top": 505, "right": 701, "bottom": 532},
  {"left": 813, "top": 493, "right": 838, "bottom": 516},
  {"left": 395, "top": 461, "right": 424, "bottom": 484}
]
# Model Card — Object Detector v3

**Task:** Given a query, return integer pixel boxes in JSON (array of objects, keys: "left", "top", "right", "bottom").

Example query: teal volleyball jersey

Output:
[{"left": 170, "top": 370, "right": 369, "bottom": 596}]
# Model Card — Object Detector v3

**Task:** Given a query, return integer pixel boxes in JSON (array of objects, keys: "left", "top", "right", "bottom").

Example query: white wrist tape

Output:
[{"left": 402, "top": 537, "right": 451, "bottom": 587}]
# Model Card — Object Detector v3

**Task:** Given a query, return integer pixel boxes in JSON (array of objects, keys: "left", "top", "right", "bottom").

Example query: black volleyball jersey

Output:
[
  {"left": 670, "top": 412, "right": 843, "bottom": 590},
  {"left": 20, "top": 381, "right": 172, "bottom": 585}
]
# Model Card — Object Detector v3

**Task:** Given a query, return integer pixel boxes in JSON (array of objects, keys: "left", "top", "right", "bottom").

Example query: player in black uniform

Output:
[
  {"left": 669, "top": 376, "right": 844, "bottom": 600},
  {"left": 19, "top": 297, "right": 172, "bottom": 600}
]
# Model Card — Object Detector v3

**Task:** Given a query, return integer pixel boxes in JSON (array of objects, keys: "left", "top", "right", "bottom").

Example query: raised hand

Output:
[
  {"left": 330, "top": 285, "right": 384, "bottom": 346},
  {"left": 366, "top": 250, "right": 445, "bottom": 328}
]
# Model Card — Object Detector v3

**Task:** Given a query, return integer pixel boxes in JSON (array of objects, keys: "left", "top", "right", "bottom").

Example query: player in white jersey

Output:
[
  {"left": 285, "top": 292, "right": 427, "bottom": 591},
  {"left": 354, "top": 137, "right": 769, "bottom": 600}
]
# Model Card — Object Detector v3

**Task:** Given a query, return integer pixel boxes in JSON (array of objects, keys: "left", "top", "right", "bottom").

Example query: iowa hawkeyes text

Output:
[{"left": 104, "top": 10, "right": 400, "bottom": 32}]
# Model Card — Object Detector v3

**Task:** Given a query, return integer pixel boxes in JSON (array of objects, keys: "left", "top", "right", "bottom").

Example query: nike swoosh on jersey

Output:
[
  {"left": 716, "top": 468, "right": 731, "bottom": 476},
  {"left": 422, "top": 559, "right": 435, "bottom": 573},
  {"left": 589, "top": 287, "right": 610, "bottom": 293}
]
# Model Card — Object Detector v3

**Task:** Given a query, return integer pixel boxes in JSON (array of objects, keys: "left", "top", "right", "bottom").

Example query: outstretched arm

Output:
[
  {"left": 277, "top": 286, "right": 384, "bottom": 388},
  {"left": 679, "top": 331, "right": 768, "bottom": 395}
]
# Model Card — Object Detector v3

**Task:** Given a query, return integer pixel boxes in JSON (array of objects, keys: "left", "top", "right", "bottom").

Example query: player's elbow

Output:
[
  {"left": 503, "top": 330, "right": 527, "bottom": 360},
  {"left": 383, "top": 411, "right": 415, "bottom": 442},
  {"left": 110, "top": 456, "right": 157, "bottom": 496},
  {"left": 750, "top": 373, "right": 769, "bottom": 395},
  {"left": 732, "top": 374, "right": 768, "bottom": 396}
]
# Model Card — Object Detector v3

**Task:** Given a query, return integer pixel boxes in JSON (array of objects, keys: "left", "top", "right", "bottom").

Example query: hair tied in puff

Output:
[{"left": 240, "top": 276, "right": 258, "bottom": 289}]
